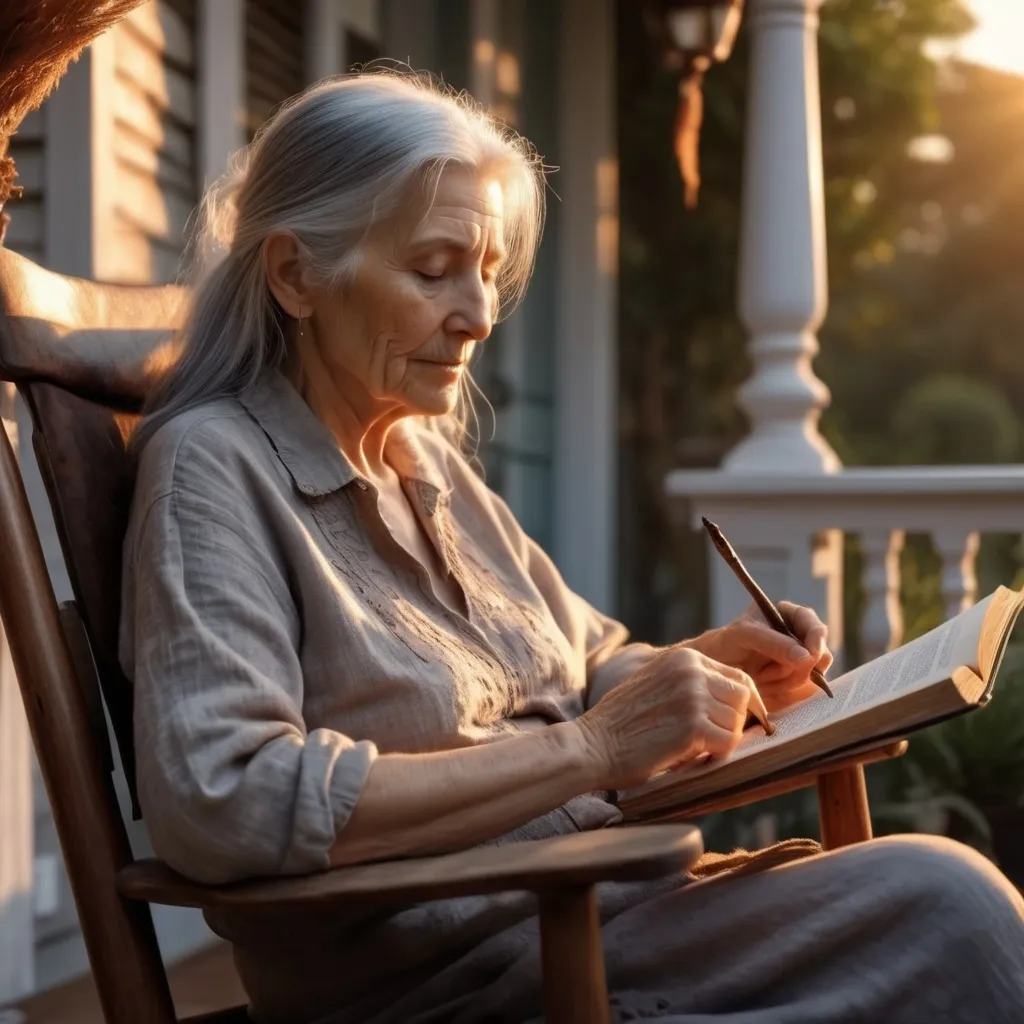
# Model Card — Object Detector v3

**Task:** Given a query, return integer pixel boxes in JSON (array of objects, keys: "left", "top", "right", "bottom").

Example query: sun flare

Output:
[{"left": 957, "top": 0, "right": 1024, "bottom": 77}]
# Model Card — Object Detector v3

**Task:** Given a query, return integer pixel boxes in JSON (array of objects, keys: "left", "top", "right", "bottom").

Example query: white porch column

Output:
[
  {"left": 726, "top": 0, "right": 838, "bottom": 475},
  {"left": 307, "top": 1, "right": 384, "bottom": 85},
  {"left": 198, "top": 0, "right": 245, "bottom": 185},
  {"left": 305, "top": 0, "right": 341, "bottom": 83},
  {"left": 0, "top": 393, "right": 33, "bottom": 1004},
  {"left": 554, "top": 0, "right": 617, "bottom": 612},
  {"left": 668, "top": 0, "right": 844, "bottom": 661}
]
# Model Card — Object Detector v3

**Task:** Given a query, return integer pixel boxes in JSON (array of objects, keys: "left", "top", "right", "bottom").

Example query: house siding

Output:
[
  {"left": 3, "top": 103, "right": 69, "bottom": 1003},
  {"left": 108, "top": 0, "right": 199, "bottom": 283},
  {"left": 4, "top": 111, "right": 46, "bottom": 264}
]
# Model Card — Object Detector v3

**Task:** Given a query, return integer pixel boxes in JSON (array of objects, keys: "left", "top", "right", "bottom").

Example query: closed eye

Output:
[{"left": 416, "top": 269, "right": 445, "bottom": 281}]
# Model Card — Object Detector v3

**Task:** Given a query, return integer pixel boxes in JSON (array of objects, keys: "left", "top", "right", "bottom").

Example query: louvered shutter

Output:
[{"left": 245, "top": 0, "right": 305, "bottom": 141}]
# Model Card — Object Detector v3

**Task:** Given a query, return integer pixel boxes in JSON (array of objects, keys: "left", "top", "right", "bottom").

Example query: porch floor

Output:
[{"left": 12, "top": 941, "right": 247, "bottom": 1023}]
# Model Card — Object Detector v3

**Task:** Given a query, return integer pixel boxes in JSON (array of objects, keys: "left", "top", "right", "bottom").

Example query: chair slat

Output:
[
  {"left": 58, "top": 601, "right": 114, "bottom": 775},
  {"left": 24, "top": 381, "right": 140, "bottom": 805},
  {"left": 0, "top": 420, "right": 178, "bottom": 1024}
]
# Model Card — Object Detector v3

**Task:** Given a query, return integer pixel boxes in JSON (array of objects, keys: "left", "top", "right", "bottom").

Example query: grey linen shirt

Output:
[
  {"left": 120, "top": 370, "right": 647, "bottom": 888},
  {"left": 118, "top": 373, "right": 1024, "bottom": 1024}
]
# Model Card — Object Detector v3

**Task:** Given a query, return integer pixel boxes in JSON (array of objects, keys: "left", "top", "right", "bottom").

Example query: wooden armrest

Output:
[
  {"left": 117, "top": 823, "right": 703, "bottom": 913},
  {"left": 640, "top": 740, "right": 908, "bottom": 823}
]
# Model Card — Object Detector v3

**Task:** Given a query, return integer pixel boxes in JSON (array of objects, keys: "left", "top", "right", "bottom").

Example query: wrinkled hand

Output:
[
  {"left": 576, "top": 646, "right": 770, "bottom": 790},
  {"left": 688, "top": 602, "right": 833, "bottom": 713}
]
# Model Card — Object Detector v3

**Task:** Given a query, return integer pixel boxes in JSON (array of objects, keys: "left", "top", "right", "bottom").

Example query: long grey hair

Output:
[{"left": 132, "top": 70, "right": 546, "bottom": 453}]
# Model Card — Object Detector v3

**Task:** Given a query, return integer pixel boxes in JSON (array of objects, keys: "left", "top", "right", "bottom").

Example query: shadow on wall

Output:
[{"left": 106, "top": 0, "right": 198, "bottom": 285}]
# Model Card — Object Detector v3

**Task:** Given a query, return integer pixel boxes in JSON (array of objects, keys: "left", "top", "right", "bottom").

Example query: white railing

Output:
[{"left": 666, "top": 466, "right": 1024, "bottom": 670}]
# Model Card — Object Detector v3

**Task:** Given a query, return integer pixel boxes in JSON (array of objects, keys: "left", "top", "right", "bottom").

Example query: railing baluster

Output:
[
  {"left": 931, "top": 528, "right": 979, "bottom": 619},
  {"left": 859, "top": 529, "right": 904, "bottom": 662}
]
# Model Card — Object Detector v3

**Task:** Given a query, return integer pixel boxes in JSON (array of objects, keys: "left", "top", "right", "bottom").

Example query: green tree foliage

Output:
[
  {"left": 892, "top": 374, "right": 1020, "bottom": 464},
  {"left": 822, "top": 59, "right": 1024, "bottom": 465}
]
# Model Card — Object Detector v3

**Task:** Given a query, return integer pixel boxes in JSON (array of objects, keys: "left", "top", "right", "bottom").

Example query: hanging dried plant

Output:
[{"left": 0, "top": 0, "right": 147, "bottom": 210}]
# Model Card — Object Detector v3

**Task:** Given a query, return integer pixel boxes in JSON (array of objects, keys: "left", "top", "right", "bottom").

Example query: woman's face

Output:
[{"left": 303, "top": 165, "right": 506, "bottom": 419}]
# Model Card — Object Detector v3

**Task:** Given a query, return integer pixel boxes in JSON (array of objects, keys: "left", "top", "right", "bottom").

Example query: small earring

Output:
[{"left": 297, "top": 309, "right": 305, "bottom": 341}]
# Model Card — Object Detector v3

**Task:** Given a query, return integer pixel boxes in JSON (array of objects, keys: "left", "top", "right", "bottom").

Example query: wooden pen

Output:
[{"left": 701, "top": 517, "right": 834, "bottom": 699}]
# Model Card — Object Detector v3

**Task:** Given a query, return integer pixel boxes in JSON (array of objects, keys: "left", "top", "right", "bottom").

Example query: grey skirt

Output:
[{"left": 206, "top": 796, "right": 1024, "bottom": 1024}]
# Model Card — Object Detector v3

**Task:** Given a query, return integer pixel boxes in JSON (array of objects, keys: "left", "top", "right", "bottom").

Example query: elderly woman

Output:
[{"left": 121, "top": 73, "right": 1024, "bottom": 1024}]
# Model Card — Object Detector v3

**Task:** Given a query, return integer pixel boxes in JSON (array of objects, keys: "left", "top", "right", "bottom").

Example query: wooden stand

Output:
[
  {"left": 539, "top": 885, "right": 610, "bottom": 1024},
  {"left": 636, "top": 741, "right": 906, "bottom": 830},
  {"left": 816, "top": 764, "right": 873, "bottom": 849}
]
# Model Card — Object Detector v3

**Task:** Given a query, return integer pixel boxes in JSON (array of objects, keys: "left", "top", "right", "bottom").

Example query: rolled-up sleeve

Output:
[{"left": 121, "top": 439, "right": 376, "bottom": 885}]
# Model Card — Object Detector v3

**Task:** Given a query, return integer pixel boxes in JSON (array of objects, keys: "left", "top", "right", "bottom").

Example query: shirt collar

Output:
[{"left": 238, "top": 371, "right": 451, "bottom": 503}]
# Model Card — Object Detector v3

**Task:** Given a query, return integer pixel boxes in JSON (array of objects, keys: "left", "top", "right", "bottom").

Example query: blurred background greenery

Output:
[{"left": 615, "top": 0, "right": 1024, "bottom": 881}]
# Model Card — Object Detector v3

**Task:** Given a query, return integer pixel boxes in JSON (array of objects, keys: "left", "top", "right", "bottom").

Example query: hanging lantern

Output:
[{"left": 643, "top": 0, "right": 744, "bottom": 208}]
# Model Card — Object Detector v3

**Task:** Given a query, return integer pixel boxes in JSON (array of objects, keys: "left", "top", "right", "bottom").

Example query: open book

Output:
[{"left": 618, "top": 585, "right": 1024, "bottom": 821}]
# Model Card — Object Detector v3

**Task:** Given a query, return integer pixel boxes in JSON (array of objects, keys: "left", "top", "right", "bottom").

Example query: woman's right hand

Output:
[{"left": 576, "top": 646, "right": 769, "bottom": 790}]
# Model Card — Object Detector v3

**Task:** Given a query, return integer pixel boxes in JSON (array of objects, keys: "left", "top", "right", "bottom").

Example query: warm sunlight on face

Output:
[{"left": 958, "top": 0, "right": 1024, "bottom": 77}]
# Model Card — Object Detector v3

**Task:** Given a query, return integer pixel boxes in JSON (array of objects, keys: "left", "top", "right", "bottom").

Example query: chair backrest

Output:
[
  {"left": 0, "top": 246, "right": 186, "bottom": 1023},
  {"left": 0, "top": 246, "right": 184, "bottom": 803}
]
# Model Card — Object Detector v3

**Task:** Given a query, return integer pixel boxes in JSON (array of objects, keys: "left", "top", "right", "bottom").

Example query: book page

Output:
[
  {"left": 835, "top": 593, "right": 990, "bottom": 715},
  {"left": 622, "top": 590, "right": 1016, "bottom": 810},
  {"left": 694, "top": 593, "right": 994, "bottom": 769},
  {"left": 978, "top": 586, "right": 1024, "bottom": 682}
]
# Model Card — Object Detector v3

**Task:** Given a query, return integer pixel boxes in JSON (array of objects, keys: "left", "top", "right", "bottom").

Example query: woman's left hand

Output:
[{"left": 687, "top": 602, "right": 833, "bottom": 713}]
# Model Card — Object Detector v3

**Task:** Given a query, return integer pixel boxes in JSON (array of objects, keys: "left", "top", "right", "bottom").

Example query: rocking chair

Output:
[{"left": 0, "top": 246, "right": 904, "bottom": 1023}]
